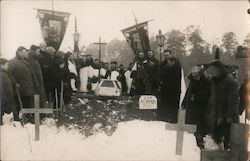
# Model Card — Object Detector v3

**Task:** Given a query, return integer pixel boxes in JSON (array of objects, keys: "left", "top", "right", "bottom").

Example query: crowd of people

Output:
[{"left": 0, "top": 42, "right": 246, "bottom": 151}]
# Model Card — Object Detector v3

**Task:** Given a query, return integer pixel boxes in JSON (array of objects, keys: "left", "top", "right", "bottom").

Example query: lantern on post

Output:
[{"left": 156, "top": 30, "right": 165, "bottom": 63}]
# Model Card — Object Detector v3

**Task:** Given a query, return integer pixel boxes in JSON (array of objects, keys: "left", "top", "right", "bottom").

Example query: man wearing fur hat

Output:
[{"left": 204, "top": 60, "right": 239, "bottom": 151}]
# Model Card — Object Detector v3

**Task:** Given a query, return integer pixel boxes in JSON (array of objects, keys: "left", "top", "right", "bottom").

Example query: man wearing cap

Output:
[{"left": 8, "top": 46, "right": 39, "bottom": 119}]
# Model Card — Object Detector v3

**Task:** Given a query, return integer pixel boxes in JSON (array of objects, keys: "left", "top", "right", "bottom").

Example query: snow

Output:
[{"left": 1, "top": 114, "right": 200, "bottom": 161}]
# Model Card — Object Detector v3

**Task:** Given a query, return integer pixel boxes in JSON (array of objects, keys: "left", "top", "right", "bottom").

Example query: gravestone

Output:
[
  {"left": 20, "top": 95, "right": 53, "bottom": 141},
  {"left": 165, "top": 109, "right": 196, "bottom": 155},
  {"left": 139, "top": 95, "right": 157, "bottom": 109}
]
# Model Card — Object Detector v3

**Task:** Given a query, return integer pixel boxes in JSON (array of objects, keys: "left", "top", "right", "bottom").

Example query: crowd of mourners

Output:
[{"left": 0, "top": 42, "right": 247, "bottom": 151}]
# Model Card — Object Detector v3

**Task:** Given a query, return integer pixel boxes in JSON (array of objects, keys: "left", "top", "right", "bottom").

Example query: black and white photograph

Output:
[{"left": 0, "top": 0, "right": 249, "bottom": 160}]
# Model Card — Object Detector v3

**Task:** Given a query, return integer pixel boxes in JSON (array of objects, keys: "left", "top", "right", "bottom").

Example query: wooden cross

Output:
[
  {"left": 165, "top": 109, "right": 197, "bottom": 155},
  {"left": 94, "top": 37, "right": 107, "bottom": 77},
  {"left": 20, "top": 95, "right": 53, "bottom": 141}
]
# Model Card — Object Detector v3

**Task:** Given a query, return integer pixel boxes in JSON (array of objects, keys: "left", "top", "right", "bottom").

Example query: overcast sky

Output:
[{"left": 1, "top": 0, "right": 249, "bottom": 59}]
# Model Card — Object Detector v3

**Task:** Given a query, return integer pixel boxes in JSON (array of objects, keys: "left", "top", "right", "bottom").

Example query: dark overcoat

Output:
[
  {"left": 182, "top": 74, "right": 210, "bottom": 135},
  {"left": 206, "top": 75, "right": 239, "bottom": 132},
  {"left": 0, "top": 70, "right": 15, "bottom": 113},
  {"left": 27, "top": 51, "right": 47, "bottom": 105},
  {"left": 8, "top": 57, "right": 38, "bottom": 97},
  {"left": 159, "top": 60, "right": 181, "bottom": 122},
  {"left": 50, "top": 57, "right": 74, "bottom": 105},
  {"left": 144, "top": 57, "right": 159, "bottom": 95},
  {"left": 38, "top": 50, "right": 54, "bottom": 97}
]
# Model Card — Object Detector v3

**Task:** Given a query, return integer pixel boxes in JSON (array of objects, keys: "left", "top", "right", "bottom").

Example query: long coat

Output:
[
  {"left": 27, "top": 52, "right": 47, "bottom": 105},
  {"left": 159, "top": 60, "right": 181, "bottom": 122},
  {"left": 182, "top": 74, "right": 210, "bottom": 135},
  {"left": 130, "top": 60, "right": 147, "bottom": 95},
  {"left": 8, "top": 57, "right": 39, "bottom": 97},
  {"left": 144, "top": 57, "right": 159, "bottom": 95},
  {"left": 50, "top": 57, "right": 74, "bottom": 105},
  {"left": 38, "top": 50, "right": 54, "bottom": 97},
  {"left": 0, "top": 70, "right": 15, "bottom": 114},
  {"left": 206, "top": 75, "right": 239, "bottom": 133}
]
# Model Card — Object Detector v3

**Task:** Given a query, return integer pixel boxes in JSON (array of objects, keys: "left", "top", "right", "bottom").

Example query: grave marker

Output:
[
  {"left": 20, "top": 95, "right": 53, "bottom": 141},
  {"left": 165, "top": 109, "right": 196, "bottom": 155},
  {"left": 139, "top": 95, "right": 157, "bottom": 109}
]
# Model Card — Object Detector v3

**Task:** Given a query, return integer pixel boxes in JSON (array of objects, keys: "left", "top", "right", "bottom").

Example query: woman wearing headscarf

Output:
[{"left": 182, "top": 65, "right": 211, "bottom": 148}]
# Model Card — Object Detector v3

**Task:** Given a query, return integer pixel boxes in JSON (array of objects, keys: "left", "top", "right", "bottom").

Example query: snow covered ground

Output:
[{"left": 1, "top": 114, "right": 200, "bottom": 161}]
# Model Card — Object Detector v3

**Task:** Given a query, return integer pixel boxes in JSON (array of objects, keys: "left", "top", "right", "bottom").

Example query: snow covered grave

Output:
[{"left": 1, "top": 117, "right": 201, "bottom": 160}]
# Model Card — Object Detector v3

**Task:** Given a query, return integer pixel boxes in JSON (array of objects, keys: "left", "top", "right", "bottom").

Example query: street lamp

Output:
[{"left": 156, "top": 30, "right": 165, "bottom": 63}]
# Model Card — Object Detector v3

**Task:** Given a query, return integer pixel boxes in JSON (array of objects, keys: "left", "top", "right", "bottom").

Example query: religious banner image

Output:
[
  {"left": 121, "top": 21, "right": 150, "bottom": 57},
  {"left": 37, "top": 9, "right": 70, "bottom": 51}
]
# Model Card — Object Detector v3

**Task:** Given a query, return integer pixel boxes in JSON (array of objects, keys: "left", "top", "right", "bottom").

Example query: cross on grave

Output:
[
  {"left": 165, "top": 109, "right": 197, "bottom": 155},
  {"left": 20, "top": 95, "right": 53, "bottom": 141},
  {"left": 94, "top": 37, "right": 107, "bottom": 78}
]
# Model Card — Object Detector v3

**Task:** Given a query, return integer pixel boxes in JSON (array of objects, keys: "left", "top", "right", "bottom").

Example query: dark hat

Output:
[
  {"left": 30, "top": 45, "right": 39, "bottom": 51},
  {"left": 111, "top": 61, "right": 117, "bottom": 65},
  {"left": 16, "top": 46, "right": 26, "bottom": 53},
  {"left": 0, "top": 58, "right": 8, "bottom": 65},
  {"left": 205, "top": 60, "right": 226, "bottom": 78},
  {"left": 55, "top": 51, "right": 65, "bottom": 58}
]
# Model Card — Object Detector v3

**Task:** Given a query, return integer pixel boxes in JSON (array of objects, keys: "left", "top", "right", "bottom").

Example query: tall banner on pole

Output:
[
  {"left": 121, "top": 21, "right": 150, "bottom": 58},
  {"left": 37, "top": 9, "right": 70, "bottom": 51}
]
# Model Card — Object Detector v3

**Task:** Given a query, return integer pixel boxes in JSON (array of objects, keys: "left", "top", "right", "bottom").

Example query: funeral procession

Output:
[{"left": 0, "top": 1, "right": 249, "bottom": 161}]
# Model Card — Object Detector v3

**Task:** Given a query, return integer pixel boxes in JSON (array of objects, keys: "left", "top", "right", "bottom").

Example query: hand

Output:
[
  {"left": 16, "top": 83, "right": 20, "bottom": 88},
  {"left": 217, "top": 118, "right": 224, "bottom": 126}
]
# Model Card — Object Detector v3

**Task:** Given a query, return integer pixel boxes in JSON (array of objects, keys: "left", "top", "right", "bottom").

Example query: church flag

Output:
[
  {"left": 36, "top": 9, "right": 70, "bottom": 51},
  {"left": 121, "top": 21, "right": 151, "bottom": 58}
]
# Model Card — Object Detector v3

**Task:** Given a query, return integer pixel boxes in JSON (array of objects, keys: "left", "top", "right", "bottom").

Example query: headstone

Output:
[
  {"left": 139, "top": 95, "right": 157, "bottom": 109},
  {"left": 20, "top": 95, "right": 53, "bottom": 141},
  {"left": 165, "top": 109, "right": 196, "bottom": 155}
]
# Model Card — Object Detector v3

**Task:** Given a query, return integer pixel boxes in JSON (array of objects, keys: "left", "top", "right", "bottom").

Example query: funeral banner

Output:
[
  {"left": 121, "top": 21, "right": 150, "bottom": 58},
  {"left": 37, "top": 9, "right": 70, "bottom": 51}
]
